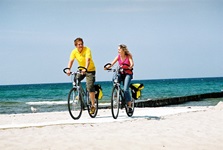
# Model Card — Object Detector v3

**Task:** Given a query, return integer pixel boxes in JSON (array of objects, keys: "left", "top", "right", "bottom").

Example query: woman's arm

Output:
[
  {"left": 104, "top": 56, "right": 118, "bottom": 70},
  {"left": 110, "top": 56, "right": 118, "bottom": 67},
  {"left": 129, "top": 55, "right": 134, "bottom": 69}
]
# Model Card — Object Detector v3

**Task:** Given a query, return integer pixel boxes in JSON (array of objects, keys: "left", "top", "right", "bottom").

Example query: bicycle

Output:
[
  {"left": 63, "top": 67, "right": 98, "bottom": 120},
  {"left": 104, "top": 63, "right": 135, "bottom": 119}
]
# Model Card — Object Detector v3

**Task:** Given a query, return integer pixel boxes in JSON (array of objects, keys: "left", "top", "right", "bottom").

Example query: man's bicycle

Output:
[
  {"left": 104, "top": 63, "right": 135, "bottom": 119},
  {"left": 63, "top": 67, "right": 98, "bottom": 120}
]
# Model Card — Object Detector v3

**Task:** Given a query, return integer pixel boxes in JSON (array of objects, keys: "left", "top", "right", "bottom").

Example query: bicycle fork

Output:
[{"left": 116, "top": 87, "right": 125, "bottom": 109}]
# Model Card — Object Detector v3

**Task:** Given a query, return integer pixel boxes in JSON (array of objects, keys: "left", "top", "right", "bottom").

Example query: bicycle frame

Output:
[
  {"left": 71, "top": 72, "right": 88, "bottom": 106},
  {"left": 105, "top": 64, "right": 135, "bottom": 119},
  {"left": 113, "top": 67, "right": 130, "bottom": 107},
  {"left": 64, "top": 67, "right": 98, "bottom": 120}
]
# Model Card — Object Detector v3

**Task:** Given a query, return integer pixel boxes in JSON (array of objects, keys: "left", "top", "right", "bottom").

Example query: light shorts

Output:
[{"left": 78, "top": 71, "right": 96, "bottom": 92}]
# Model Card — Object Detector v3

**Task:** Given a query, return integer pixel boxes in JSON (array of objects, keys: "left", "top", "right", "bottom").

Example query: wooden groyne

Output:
[{"left": 135, "top": 91, "right": 223, "bottom": 107}]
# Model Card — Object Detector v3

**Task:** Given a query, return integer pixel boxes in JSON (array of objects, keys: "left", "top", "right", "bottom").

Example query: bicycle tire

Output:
[
  {"left": 87, "top": 97, "right": 99, "bottom": 118},
  {"left": 68, "top": 88, "right": 83, "bottom": 120},
  {"left": 125, "top": 97, "right": 135, "bottom": 117},
  {"left": 111, "top": 86, "right": 120, "bottom": 119}
]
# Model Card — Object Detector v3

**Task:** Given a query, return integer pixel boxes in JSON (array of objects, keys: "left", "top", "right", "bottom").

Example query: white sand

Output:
[{"left": 0, "top": 102, "right": 223, "bottom": 150}]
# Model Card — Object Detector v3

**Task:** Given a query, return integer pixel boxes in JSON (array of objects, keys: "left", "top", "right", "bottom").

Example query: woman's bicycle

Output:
[
  {"left": 63, "top": 67, "right": 98, "bottom": 120},
  {"left": 104, "top": 63, "right": 135, "bottom": 119}
]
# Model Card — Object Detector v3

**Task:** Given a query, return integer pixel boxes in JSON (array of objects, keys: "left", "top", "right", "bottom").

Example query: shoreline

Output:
[
  {"left": 1, "top": 90, "right": 223, "bottom": 115},
  {"left": 0, "top": 103, "right": 223, "bottom": 150},
  {"left": 0, "top": 106, "right": 209, "bottom": 129}
]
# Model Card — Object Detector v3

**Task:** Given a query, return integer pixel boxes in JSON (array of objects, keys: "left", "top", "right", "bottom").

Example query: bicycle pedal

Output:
[
  {"left": 82, "top": 106, "right": 87, "bottom": 110},
  {"left": 120, "top": 104, "right": 125, "bottom": 109}
]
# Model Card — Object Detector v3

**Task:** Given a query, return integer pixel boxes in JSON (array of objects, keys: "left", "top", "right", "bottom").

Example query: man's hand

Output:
[
  {"left": 76, "top": 66, "right": 87, "bottom": 75},
  {"left": 81, "top": 68, "right": 87, "bottom": 75},
  {"left": 66, "top": 69, "right": 71, "bottom": 76}
]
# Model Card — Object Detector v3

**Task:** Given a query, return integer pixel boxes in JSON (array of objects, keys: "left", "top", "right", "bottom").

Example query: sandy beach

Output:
[{"left": 0, "top": 102, "right": 223, "bottom": 150}]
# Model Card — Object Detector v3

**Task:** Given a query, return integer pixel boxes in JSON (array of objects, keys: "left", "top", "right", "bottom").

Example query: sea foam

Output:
[{"left": 26, "top": 101, "right": 67, "bottom": 105}]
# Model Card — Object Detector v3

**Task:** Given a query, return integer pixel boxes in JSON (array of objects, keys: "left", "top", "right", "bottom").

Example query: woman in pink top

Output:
[{"left": 105, "top": 44, "right": 134, "bottom": 112}]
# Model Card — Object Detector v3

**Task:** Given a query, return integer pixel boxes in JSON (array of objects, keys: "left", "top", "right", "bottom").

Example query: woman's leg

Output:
[{"left": 123, "top": 74, "right": 132, "bottom": 106}]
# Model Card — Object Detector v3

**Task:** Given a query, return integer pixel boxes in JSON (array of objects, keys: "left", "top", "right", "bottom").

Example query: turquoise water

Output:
[{"left": 0, "top": 77, "right": 223, "bottom": 114}]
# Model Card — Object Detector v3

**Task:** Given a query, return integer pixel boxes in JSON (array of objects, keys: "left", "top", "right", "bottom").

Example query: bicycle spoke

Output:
[
  {"left": 111, "top": 87, "right": 120, "bottom": 119},
  {"left": 68, "top": 88, "right": 83, "bottom": 120}
]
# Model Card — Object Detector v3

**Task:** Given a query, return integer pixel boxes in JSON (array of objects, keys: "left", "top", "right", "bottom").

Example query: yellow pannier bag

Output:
[
  {"left": 94, "top": 84, "right": 103, "bottom": 100},
  {"left": 129, "top": 83, "right": 144, "bottom": 99}
]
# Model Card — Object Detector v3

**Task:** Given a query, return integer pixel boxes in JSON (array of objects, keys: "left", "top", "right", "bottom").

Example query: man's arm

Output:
[
  {"left": 67, "top": 59, "right": 74, "bottom": 76},
  {"left": 85, "top": 58, "right": 90, "bottom": 70}
]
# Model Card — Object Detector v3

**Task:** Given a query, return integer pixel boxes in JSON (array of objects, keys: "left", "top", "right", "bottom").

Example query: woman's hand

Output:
[
  {"left": 104, "top": 63, "right": 112, "bottom": 70},
  {"left": 104, "top": 66, "right": 110, "bottom": 70}
]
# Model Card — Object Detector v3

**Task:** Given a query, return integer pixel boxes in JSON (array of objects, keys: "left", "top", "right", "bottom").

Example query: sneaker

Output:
[
  {"left": 128, "top": 107, "right": 133, "bottom": 113},
  {"left": 90, "top": 106, "right": 96, "bottom": 114}
]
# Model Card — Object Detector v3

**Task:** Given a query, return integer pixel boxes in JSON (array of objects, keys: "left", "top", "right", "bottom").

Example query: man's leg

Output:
[{"left": 86, "top": 72, "right": 96, "bottom": 113}]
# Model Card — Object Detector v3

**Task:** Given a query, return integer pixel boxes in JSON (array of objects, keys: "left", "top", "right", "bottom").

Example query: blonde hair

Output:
[{"left": 119, "top": 44, "right": 132, "bottom": 58}]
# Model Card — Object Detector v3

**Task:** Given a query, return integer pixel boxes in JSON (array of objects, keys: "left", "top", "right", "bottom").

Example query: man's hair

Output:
[{"left": 74, "top": 37, "right": 84, "bottom": 46}]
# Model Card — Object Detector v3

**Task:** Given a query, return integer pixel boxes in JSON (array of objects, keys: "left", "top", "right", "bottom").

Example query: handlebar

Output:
[
  {"left": 104, "top": 63, "right": 132, "bottom": 72},
  {"left": 104, "top": 63, "right": 112, "bottom": 70},
  {"left": 78, "top": 66, "right": 87, "bottom": 72},
  {"left": 63, "top": 68, "right": 71, "bottom": 74},
  {"left": 63, "top": 66, "right": 88, "bottom": 74}
]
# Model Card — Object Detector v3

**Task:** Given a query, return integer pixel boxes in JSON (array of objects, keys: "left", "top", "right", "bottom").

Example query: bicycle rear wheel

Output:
[
  {"left": 125, "top": 98, "right": 135, "bottom": 117},
  {"left": 87, "top": 97, "right": 98, "bottom": 118},
  {"left": 68, "top": 88, "right": 83, "bottom": 120},
  {"left": 111, "top": 86, "right": 120, "bottom": 119}
]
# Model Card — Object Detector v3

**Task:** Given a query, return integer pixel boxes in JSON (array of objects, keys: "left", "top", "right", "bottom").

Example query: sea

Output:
[{"left": 1, "top": 77, "right": 223, "bottom": 114}]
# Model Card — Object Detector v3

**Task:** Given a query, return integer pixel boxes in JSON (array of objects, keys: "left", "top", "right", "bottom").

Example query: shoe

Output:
[
  {"left": 128, "top": 107, "right": 133, "bottom": 113},
  {"left": 90, "top": 106, "right": 96, "bottom": 114}
]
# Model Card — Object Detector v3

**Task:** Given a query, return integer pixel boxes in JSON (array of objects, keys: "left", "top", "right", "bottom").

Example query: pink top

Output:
[{"left": 118, "top": 55, "right": 133, "bottom": 75}]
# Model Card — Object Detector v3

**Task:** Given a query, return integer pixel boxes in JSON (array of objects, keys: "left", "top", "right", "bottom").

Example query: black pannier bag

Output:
[
  {"left": 129, "top": 83, "right": 144, "bottom": 99},
  {"left": 94, "top": 84, "right": 103, "bottom": 100}
]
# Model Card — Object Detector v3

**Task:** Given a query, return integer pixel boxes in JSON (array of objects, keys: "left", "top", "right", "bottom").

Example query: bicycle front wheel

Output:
[
  {"left": 68, "top": 88, "right": 83, "bottom": 120},
  {"left": 111, "top": 86, "right": 120, "bottom": 119}
]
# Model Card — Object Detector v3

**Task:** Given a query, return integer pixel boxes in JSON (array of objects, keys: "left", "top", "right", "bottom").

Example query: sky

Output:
[{"left": 0, "top": 0, "right": 223, "bottom": 85}]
